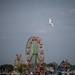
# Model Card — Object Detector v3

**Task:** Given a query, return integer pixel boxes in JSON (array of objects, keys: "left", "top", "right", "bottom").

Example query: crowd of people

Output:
[
  {"left": 21, "top": 68, "right": 75, "bottom": 75},
  {"left": 0, "top": 64, "right": 75, "bottom": 75},
  {"left": 0, "top": 67, "right": 75, "bottom": 75}
]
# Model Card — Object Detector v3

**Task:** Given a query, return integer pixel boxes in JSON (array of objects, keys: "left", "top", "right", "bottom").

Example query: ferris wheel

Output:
[{"left": 25, "top": 36, "right": 44, "bottom": 68}]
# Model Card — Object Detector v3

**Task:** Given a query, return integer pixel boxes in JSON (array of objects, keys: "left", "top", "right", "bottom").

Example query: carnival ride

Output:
[
  {"left": 25, "top": 36, "right": 44, "bottom": 68},
  {"left": 14, "top": 54, "right": 23, "bottom": 68}
]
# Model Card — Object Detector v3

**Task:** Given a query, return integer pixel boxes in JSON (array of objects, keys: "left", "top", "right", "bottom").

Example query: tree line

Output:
[{"left": 0, "top": 64, "right": 14, "bottom": 72}]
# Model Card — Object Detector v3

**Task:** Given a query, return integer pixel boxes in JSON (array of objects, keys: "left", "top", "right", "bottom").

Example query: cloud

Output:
[
  {"left": 37, "top": 29, "right": 48, "bottom": 33},
  {"left": 0, "top": 36, "right": 10, "bottom": 40},
  {"left": 70, "top": 9, "right": 75, "bottom": 13},
  {"left": 0, "top": 35, "right": 13, "bottom": 40},
  {"left": 59, "top": 12, "right": 65, "bottom": 15}
]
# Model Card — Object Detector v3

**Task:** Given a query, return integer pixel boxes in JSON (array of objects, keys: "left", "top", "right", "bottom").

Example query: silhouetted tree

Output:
[
  {"left": 52, "top": 62, "right": 58, "bottom": 70},
  {"left": 0, "top": 64, "right": 14, "bottom": 72}
]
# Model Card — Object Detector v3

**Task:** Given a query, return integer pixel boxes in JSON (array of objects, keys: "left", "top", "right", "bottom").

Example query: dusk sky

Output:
[{"left": 0, "top": 0, "right": 75, "bottom": 65}]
